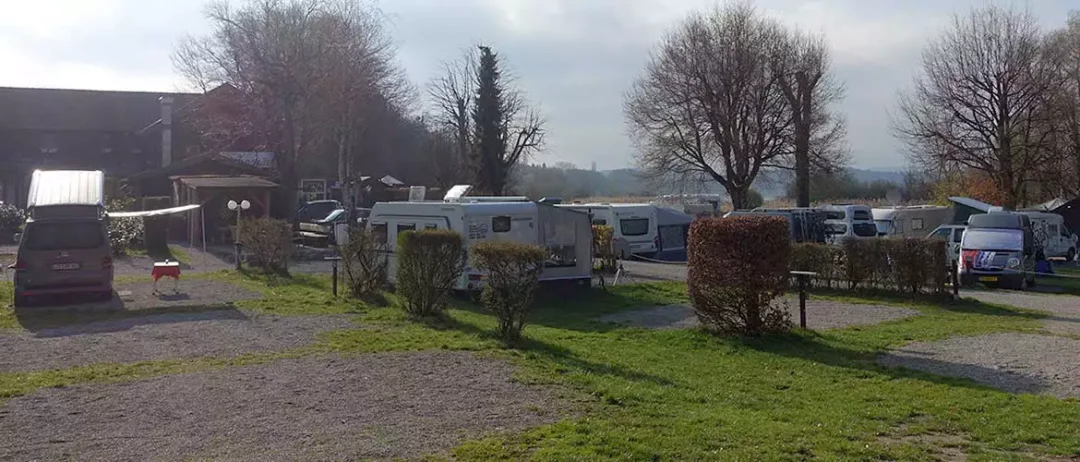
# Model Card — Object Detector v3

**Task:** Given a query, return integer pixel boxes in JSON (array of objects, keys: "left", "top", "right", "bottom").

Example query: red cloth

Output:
[{"left": 151, "top": 265, "right": 181, "bottom": 281}]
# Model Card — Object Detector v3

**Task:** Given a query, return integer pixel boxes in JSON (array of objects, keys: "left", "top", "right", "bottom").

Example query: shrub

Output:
[
  {"left": 0, "top": 203, "right": 25, "bottom": 231},
  {"left": 472, "top": 241, "right": 546, "bottom": 345},
  {"left": 746, "top": 188, "right": 765, "bottom": 209},
  {"left": 396, "top": 230, "right": 465, "bottom": 317},
  {"left": 340, "top": 228, "right": 388, "bottom": 299},
  {"left": 240, "top": 217, "right": 292, "bottom": 274},
  {"left": 688, "top": 216, "right": 792, "bottom": 336},
  {"left": 592, "top": 225, "right": 617, "bottom": 273},
  {"left": 106, "top": 197, "right": 143, "bottom": 256}
]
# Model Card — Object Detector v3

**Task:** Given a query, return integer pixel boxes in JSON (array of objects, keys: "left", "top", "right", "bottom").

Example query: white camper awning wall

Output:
[
  {"left": 107, "top": 204, "right": 201, "bottom": 218},
  {"left": 27, "top": 170, "right": 105, "bottom": 208}
]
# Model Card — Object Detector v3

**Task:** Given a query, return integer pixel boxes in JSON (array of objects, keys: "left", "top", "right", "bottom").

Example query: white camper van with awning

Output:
[{"left": 368, "top": 185, "right": 593, "bottom": 291}]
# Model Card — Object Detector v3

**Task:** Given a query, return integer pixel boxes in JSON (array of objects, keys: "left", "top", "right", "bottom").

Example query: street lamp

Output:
[{"left": 227, "top": 199, "right": 251, "bottom": 270}]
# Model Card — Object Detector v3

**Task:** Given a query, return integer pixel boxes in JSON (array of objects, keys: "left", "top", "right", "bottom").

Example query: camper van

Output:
[
  {"left": 958, "top": 212, "right": 1037, "bottom": 290},
  {"left": 817, "top": 204, "right": 878, "bottom": 244},
  {"left": 368, "top": 187, "right": 593, "bottom": 291},
  {"left": 1018, "top": 211, "right": 1077, "bottom": 260},
  {"left": 556, "top": 203, "right": 659, "bottom": 257},
  {"left": 873, "top": 205, "right": 953, "bottom": 238},
  {"left": 11, "top": 170, "right": 113, "bottom": 306}
]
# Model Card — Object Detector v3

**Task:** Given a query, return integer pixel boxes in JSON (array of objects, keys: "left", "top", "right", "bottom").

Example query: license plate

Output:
[
  {"left": 52, "top": 263, "right": 80, "bottom": 271},
  {"left": 978, "top": 276, "right": 998, "bottom": 282}
]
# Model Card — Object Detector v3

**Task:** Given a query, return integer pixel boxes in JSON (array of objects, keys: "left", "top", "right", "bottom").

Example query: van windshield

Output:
[
  {"left": 620, "top": 218, "right": 650, "bottom": 236},
  {"left": 962, "top": 228, "right": 1022, "bottom": 251},
  {"left": 853, "top": 223, "right": 878, "bottom": 237},
  {"left": 25, "top": 221, "right": 105, "bottom": 251}
]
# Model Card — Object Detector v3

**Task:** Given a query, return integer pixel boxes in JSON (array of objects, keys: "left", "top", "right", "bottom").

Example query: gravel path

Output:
[
  {"left": 599, "top": 298, "right": 917, "bottom": 330},
  {"left": 0, "top": 352, "right": 562, "bottom": 461},
  {"left": 878, "top": 333, "right": 1080, "bottom": 398},
  {"left": 0, "top": 310, "right": 354, "bottom": 373},
  {"left": 12, "top": 279, "right": 259, "bottom": 313},
  {"left": 962, "top": 290, "right": 1080, "bottom": 335}
]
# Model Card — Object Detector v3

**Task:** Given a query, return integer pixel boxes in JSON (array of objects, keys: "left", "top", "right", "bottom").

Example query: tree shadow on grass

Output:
[
  {"left": 743, "top": 331, "right": 1051, "bottom": 396},
  {"left": 416, "top": 309, "right": 676, "bottom": 389}
]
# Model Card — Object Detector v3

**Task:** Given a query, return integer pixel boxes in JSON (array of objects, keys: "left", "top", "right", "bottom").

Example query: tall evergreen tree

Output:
[{"left": 472, "top": 46, "right": 509, "bottom": 195}]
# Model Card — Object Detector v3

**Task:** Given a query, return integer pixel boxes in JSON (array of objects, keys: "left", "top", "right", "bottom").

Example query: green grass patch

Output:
[
  {"left": 0, "top": 272, "right": 1076, "bottom": 460},
  {"left": 0, "top": 281, "right": 14, "bottom": 329},
  {"left": 124, "top": 244, "right": 192, "bottom": 264}
]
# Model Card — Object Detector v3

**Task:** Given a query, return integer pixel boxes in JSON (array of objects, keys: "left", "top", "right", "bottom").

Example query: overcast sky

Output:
[{"left": 0, "top": 0, "right": 1076, "bottom": 170}]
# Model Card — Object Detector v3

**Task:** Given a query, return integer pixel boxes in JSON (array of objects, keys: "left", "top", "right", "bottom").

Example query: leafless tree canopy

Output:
[
  {"left": 624, "top": 1, "right": 846, "bottom": 209},
  {"left": 426, "top": 46, "right": 545, "bottom": 195},
  {"left": 1045, "top": 12, "right": 1080, "bottom": 197},
  {"left": 173, "top": 0, "right": 410, "bottom": 211},
  {"left": 894, "top": 5, "right": 1065, "bottom": 208}
]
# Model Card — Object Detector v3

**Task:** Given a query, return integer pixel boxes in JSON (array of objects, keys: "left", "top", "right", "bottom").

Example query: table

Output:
[{"left": 152, "top": 261, "right": 182, "bottom": 293}]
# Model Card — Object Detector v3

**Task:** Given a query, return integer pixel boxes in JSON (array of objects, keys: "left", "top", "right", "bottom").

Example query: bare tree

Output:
[
  {"left": 428, "top": 50, "right": 476, "bottom": 178},
  {"left": 625, "top": 2, "right": 845, "bottom": 209},
  {"left": 773, "top": 31, "right": 848, "bottom": 207},
  {"left": 1046, "top": 12, "right": 1080, "bottom": 197},
  {"left": 894, "top": 5, "right": 1064, "bottom": 209}
]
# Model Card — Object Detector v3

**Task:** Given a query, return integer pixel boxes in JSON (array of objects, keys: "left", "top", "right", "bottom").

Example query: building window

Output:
[{"left": 40, "top": 133, "right": 58, "bottom": 154}]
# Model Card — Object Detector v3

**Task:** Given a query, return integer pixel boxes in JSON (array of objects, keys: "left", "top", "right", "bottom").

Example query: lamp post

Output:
[{"left": 228, "top": 199, "right": 251, "bottom": 270}]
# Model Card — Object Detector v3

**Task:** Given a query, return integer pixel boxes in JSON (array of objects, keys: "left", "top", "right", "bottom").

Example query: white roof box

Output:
[{"left": 27, "top": 170, "right": 105, "bottom": 209}]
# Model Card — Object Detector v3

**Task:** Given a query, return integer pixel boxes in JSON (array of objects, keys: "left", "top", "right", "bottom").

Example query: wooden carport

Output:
[{"left": 172, "top": 175, "right": 280, "bottom": 245}]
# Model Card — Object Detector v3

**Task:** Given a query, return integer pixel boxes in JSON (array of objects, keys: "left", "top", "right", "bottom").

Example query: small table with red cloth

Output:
[{"left": 152, "top": 261, "right": 181, "bottom": 293}]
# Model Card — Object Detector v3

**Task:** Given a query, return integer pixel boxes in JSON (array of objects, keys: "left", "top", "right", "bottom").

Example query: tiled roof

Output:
[{"left": 0, "top": 86, "right": 197, "bottom": 132}]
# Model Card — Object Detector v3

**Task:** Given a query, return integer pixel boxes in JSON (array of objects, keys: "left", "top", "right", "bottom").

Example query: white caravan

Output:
[
  {"left": 1018, "top": 211, "right": 1078, "bottom": 260},
  {"left": 368, "top": 186, "right": 593, "bottom": 291},
  {"left": 556, "top": 203, "right": 659, "bottom": 256},
  {"left": 872, "top": 205, "right": 953, "bottom": 238}
]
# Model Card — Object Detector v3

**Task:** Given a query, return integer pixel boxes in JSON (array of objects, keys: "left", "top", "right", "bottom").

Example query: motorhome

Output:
[
  {"left": 368, "top": 186, "right": 593, "bottom": 291},
  {"left": 817, "top": 204, "right": 878, "bottom": 244},
  {"left": 556, "top": 203, "right": 659, "bottom": 257},
  {"left": 958, "top": 212, "right": 1037, "bottom": 290},
  {"left": 873, "top": 205, "right": 953, "bottom": 238},
  {"left": 11, "top": 170, "right": 113, "bottom": 306},
  {"left": 1018, "top": 211, "right": 1077, "bottom": 260}
]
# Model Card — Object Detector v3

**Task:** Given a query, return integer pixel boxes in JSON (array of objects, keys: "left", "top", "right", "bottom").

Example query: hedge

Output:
[
  {"left": 791, "top": 239, "right": 948, "bottom": 295},
  {"left": 688, "top": 215, "right": 792, "bottom": 335},
  {"left": 472, "top": 241, "right": 546, "bottom": 345},
  {"left": 395, "top": 230, "right": 465, "bottom": 317}
]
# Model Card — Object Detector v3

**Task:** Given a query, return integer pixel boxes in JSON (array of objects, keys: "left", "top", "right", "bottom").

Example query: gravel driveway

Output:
[
  {"left": 878, "top": 333, "right": 1080, "bottom": 398},
  {"left": 0, "top": 352, "right": 562, "bottom": 461},
  {"left": 599, "top": 298, "right": 917, "bottom": 330},
  {"left": 0, "top": 310, "right": 354, "bottom": 373},
  {"left": 962, "top": 290, "right": 1080, "bottom": 335}
]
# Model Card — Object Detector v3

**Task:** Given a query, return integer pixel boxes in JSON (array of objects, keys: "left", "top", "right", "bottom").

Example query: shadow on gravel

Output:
[
  {"left": 744, "top": 332, "right": 1038, "bottom": 395},
  {"left": 14, "top": 304, "right": 247, "bottom": 337}
]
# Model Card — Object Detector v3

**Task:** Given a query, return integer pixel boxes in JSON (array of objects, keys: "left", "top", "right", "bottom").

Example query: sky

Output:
[{"left": 0, "top": 0, "right": 1076, "bottom": 171}]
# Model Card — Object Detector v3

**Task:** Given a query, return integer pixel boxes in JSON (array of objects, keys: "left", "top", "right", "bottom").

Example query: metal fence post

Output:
[{"left": 798, "top": 274, "right": 807, "bottom": 329}]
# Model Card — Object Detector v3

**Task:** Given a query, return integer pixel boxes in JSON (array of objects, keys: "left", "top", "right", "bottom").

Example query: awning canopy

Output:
[{"left": 107, "top": 204, "right": 201, "bottom": 218}]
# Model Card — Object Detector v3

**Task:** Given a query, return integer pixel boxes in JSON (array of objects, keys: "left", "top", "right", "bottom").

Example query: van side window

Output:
[
  {"left": 492, "top": 216, "right": 512, "bottom": 233},
  {"left": 372, "top": 223, "right": 388, "bottom": 244},
  {"left": 953, "top": 229, "right": 963, "bottom": 243}
]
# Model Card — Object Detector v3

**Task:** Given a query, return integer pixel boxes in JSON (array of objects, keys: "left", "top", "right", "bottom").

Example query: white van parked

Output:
[
  {"left": 1018, "top": 211, "right": 1078, "bottom": 260},
  {"left": 556, "top": 203, "right": 659, "bottom": 257},
  {"left": 368, "top": 186, "right": 593, "bottom": 291},
  {"left": 818, "top": 204, "right": 878, "bottom": 244}
]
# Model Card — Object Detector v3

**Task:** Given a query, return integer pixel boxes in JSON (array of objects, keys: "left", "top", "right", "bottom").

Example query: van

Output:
[
  {"left": 927, "top": 224, "right": 966, "bottom": 266},
  {"left": 556, "top": 203, "right": 659, "bottom": 257},
  {"left": 11, "top": 170, "right": 113, "bottom": 306},
  {"left": 818, "top": 204, "right": 878, "bottom": 244},
  {"left": 958, "top": 212, "right": 1036, "bottom": 290},
  {"left": 368, "top": 187, "right": 593, "bottom": 291}
]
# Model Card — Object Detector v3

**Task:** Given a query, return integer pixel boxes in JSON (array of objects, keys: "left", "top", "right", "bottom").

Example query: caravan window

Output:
[
  {"left": 592, "top": 219, "right": 607, "bottom": 226},
  {"left": 397, "top": 224, "right": 416, "bottom": 234},
  {"left": 911, "top": 218, "right": 924, "bottom": 230},
  {"left": 620, "top": 218, "right": 649, "bottom": 236},
  {"left": 492, "top": 216, "right": 512, "bottom": 233}
]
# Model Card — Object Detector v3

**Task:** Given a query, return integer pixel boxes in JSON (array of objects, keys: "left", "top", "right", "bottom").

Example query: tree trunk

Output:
[
  {"left": 729, "top": 186, "right": 749, "bottom": 211},
  {"left": 794, "top": 71, "right": 812, "bottom": 208}
]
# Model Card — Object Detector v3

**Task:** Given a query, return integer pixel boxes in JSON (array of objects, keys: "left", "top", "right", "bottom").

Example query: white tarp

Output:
[{"left": 107, "top": 204, "right": 201, "bottom": 218}]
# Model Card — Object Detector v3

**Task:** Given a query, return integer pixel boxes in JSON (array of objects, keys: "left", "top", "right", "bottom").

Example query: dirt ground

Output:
[
  {"left": 599, "top": 298, "right": 917, "bottom": 331},
  {"left": 0, "top": 352, "right": 563, "bottom": 461}
]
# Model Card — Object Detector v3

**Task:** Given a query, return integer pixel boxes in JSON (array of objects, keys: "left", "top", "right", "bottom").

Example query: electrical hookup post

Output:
[
  {"left": 228, "top": 199, "right": 251, "bottom": 270},
  {"left": 790, "top": 271, "right": 818, "bottom": 329}
]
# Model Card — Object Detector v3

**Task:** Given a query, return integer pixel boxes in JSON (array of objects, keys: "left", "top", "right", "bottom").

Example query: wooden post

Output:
[{"left": 799, "top": 274, "right": 807, "bottom": 329}]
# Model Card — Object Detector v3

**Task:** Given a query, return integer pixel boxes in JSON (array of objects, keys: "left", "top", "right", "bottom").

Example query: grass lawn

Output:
[
  {"left": 124, "top": 244, "right": 192, "bottom": 264},
  {"left": 1, "top": 273, "right": 1079, "bottom": 460}
]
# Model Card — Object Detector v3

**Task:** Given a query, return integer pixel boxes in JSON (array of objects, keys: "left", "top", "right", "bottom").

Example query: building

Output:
[{"left": 0, "top": 86, "right": 200, "bottom": 207}]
